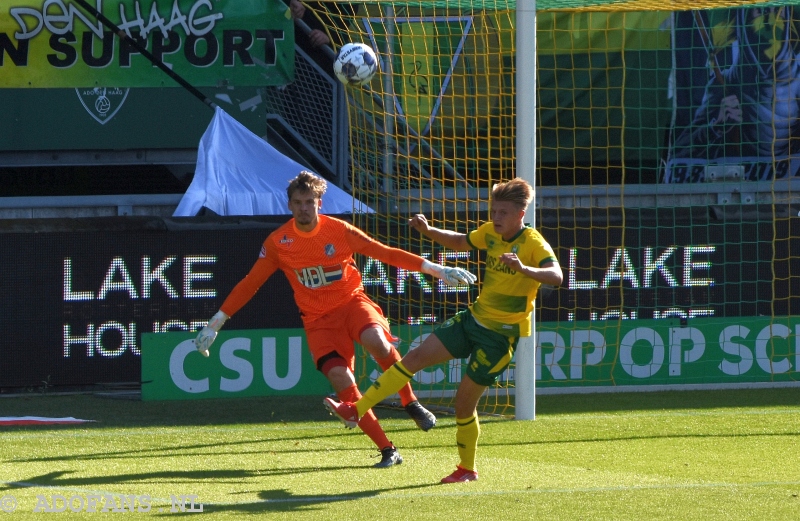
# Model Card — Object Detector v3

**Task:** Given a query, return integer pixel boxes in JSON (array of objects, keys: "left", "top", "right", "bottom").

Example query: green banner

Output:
[
  {"left": 538, "top": 316, "right": 800, "bottom": 387},
  {"left": 367, "top": 318, "right": 800, "bottom": 392},
  {"left": 141, "top": 329, "right": 330, "bottom": 401},
  {"left": 142, "top": 316, "right": 800, "bottom": 401},
  {"left": 0, "top": 0, "right": 294, "bottom": 88}
]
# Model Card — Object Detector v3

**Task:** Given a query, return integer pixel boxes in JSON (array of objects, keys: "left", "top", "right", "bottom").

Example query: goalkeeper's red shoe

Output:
[
  {"left": 323, "top": 397, "right": 359, "bottom": 429},
  {"left": 440, "top": 466, "right": 479, "bottom": 484}
]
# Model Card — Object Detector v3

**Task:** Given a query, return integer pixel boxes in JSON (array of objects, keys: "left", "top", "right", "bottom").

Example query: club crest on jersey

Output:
[
  {"left": 294, "top": 264, "right": 343, "bottom": 288},
  {"left": 324, "top": 244, "right": 336, "bottom": 257},
  {"left": 511, "top": 245, "right": 519, "bottom": 254}
]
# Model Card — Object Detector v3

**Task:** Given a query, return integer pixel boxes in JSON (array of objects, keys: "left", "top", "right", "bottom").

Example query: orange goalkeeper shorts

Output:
[{"left": 303, "top": 291, "right": 394, "bottom": 369}]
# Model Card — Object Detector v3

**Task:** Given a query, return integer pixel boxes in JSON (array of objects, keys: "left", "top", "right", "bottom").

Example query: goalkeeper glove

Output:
[
  {"left": 420, "top": 260, "right": 477, "bottom": 287},
  {"left": 194, "top": 310, "right": 229, "bottom": 357}
]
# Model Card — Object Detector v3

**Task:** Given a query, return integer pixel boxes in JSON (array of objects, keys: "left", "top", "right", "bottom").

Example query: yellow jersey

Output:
[{"left": 466, "top": 222, "right": 558, "bottom": 337}]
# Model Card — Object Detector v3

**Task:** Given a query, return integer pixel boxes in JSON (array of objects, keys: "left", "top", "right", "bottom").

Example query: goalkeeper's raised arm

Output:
[
  {"left": 343, "top": 222, "right": 475, "bottom": 287},
  {"left": 408, "top": 214, "right": 471, "bottom": 251}
]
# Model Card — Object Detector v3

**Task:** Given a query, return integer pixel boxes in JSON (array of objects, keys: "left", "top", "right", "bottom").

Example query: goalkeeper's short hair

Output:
[{"left": 288, "top": 170, "right": 327, "bottom": 200}]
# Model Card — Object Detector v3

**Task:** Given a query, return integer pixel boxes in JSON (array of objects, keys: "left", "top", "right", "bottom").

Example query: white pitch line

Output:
[{"left": 546, "top": 407, "right": 800, "bottom": 421}]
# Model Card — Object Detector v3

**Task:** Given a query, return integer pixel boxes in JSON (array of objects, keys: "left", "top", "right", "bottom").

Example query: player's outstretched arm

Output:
[
  {"left": 343, "top": 219, "right": 475, "bottom": 286},
  {"left": 194, "top": 311, "right": 229, "bottom": 357},
  {"left": 420, "top": 260, "right": 477, "bottom": 287},
  {"left": 344, "top": 220, "right": 475, "bottom": 285},
  {"left": 409, "top": 214, "right": 470, "bottom": 251}
]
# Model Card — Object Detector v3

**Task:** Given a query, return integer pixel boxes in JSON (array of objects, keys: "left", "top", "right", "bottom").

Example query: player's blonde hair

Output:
[
  {"left": 491, "top": 178, "right": 533, "bottom": 210},
  {"left": 288, "top": 171, "right": 328, "bottom": 200}
]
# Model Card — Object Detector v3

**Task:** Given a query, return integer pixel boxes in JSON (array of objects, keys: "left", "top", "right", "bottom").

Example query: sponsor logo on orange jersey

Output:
[{"left": 294, "top": 264, "right": 343, "bottom": 288}]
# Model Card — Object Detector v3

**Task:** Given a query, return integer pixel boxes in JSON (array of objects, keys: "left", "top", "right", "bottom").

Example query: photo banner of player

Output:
[
  {"left": 663, "top": 6, "right": 800, "bottom": 183},
  {"left": 0, "top": 0, "right": 294, "bottom": 88}
]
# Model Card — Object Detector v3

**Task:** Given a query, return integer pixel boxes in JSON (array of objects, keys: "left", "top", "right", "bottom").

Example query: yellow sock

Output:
[
  {"left": 356, "top": 361, "right": 414, "bottom": 418},
  {"left": 456, "top": 412, "right": 480, "bottom": 472}
]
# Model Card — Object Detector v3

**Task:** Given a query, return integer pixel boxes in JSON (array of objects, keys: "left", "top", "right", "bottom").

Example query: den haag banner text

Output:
[{"left": 0, "top": 0, "right": 294, "bottom": 88}]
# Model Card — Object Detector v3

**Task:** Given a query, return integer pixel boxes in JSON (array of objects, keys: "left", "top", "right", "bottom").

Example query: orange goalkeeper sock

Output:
[
  {"left": 338, "top": 384, "right": 391, "bottom": 450},
  {"left": 375, "top": 348, "right": 417, "bottom": 407}
]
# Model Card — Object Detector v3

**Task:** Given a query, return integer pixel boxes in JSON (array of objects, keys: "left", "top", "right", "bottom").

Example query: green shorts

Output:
[{"left": 433, "top": 309, "right": 519, "bottom": 386}]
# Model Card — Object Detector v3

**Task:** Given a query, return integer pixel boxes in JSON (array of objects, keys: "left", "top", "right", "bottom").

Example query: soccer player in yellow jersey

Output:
[
  {"left": 325, "top": 178, "right": 563, "bottom": 482},
  {"left": 194, "top": 171, "right": 476, "bottom": 468}
]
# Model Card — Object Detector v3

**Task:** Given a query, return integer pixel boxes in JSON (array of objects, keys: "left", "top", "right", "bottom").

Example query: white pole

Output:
[
  {"left": 382, "top": 6, "right": 395, "bottom": 197},
  {"left": 515, "top": 0, "right": 537, "bottom": 420}
]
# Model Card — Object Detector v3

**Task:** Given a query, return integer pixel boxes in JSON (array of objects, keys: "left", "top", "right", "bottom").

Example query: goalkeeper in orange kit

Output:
[{"left": 194, "top": 171, "right": 476, "bottom": 468}]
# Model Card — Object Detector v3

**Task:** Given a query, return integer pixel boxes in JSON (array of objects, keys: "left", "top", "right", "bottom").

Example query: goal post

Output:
[{"left": 515, "top": 0, "right": 537, "bottom": 420}]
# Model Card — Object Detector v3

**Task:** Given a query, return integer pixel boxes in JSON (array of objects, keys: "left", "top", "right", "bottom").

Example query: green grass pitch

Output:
[{"left": 1, "top": 387, "right": 799, "bottom": 520}]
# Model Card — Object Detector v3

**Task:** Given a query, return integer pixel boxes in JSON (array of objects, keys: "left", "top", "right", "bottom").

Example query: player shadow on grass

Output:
[
  {"left": 200, "top": 484, "right": 435, "bottom": 515},
  {"left": 2, "top": 458, "right": 409, "bottom": 493},
  {"left": 7, "top": 430, "right": 361, "bottom": 465}
]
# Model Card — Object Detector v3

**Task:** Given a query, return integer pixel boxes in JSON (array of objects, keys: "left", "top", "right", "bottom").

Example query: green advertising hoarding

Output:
[
  {"left": 141, "top": 329, "right": 330, "bottom": 401},
  {"left": 538, "top": 316, "right": 800, "bottom": 388},
  {"left": 142, "top": 317, "right": 799, "bottom": 401},
  {"left": 0, "top": 0, "right": 294, "bottom": 88},
  {"left": 142, "top": 326, "right": 452, "bottom": 401}
]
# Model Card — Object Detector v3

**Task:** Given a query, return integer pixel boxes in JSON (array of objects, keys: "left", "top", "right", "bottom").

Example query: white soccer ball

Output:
[{"left": 334, "top": 43, "right": 378, "bottom": 86}]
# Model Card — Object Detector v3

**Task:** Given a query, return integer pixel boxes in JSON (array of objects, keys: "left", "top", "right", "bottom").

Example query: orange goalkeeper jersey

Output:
[{"left": 220, "top": 215, "right": 427, "bottom": 324}]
